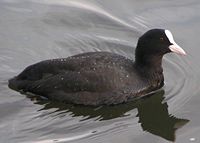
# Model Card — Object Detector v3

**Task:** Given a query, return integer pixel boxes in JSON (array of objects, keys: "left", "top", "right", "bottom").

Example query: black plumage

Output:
[{"left": 8, "top": 29, "right": 186, "bottom": 105}]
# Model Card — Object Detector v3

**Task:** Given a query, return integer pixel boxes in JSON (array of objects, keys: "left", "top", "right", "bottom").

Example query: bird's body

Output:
[{"left": 8, "top": 29, "right": 186, "bottom": 105}]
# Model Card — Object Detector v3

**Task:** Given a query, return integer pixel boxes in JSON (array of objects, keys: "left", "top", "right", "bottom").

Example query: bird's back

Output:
[{"left": 9, "top": 52, "right": 151, "bottom": 105}]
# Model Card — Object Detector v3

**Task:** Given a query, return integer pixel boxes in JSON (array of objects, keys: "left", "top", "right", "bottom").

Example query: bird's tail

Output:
[{"left": 8, "top": 77, "right": 30, "bottom": 91}]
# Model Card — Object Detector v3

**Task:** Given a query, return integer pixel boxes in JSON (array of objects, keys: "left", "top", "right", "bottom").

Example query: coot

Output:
[{"left": 8, "top": 29, "right": 186, "bottom": 105}]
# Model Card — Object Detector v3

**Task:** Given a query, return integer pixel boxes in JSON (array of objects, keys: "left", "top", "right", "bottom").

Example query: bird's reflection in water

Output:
[
  {"left": 28, "top": 90, "right": 189, "bottom": 141},
  {"left": 136, "top": 91, "right": 189, "bottom": 141}
]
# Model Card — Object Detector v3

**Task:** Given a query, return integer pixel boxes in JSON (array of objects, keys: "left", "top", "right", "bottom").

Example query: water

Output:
[{"left": 1, "top": 0, "right": 200, "bottom": 142}]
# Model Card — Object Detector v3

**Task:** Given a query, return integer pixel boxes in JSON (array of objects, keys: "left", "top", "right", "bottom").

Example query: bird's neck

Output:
[
  {"left": 136, "top": 53, "right": 163, "bottom": 67},
  {"left": 135, "top": 54, "right": 164, "bottom": 88}
]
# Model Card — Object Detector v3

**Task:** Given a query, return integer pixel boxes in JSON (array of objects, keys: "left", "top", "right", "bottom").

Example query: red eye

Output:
[{"left": 160, "top": 37, "right": 164, "bottom": 41}]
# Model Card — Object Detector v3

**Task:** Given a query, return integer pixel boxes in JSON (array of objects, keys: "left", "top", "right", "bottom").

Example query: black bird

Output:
[{"left": 8, "top": 29, "right": 186, "bottom": 106}]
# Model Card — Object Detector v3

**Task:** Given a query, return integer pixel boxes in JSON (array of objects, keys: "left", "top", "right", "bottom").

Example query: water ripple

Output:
[{"left": 164, "top": 54, "right": 199, "bottom": 113}]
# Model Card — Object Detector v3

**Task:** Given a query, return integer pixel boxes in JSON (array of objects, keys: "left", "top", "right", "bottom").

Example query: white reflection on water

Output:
[
  {"left": 33, "top": 0, "right": 137, "bottom": 29},
  {"left": 25, "top": 131, "right": 93, "bottom": 143}
]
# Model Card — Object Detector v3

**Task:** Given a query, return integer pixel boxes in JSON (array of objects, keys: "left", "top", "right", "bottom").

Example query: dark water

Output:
[{"left": 1, "top": 0, "right": 200, "bottom": 142}]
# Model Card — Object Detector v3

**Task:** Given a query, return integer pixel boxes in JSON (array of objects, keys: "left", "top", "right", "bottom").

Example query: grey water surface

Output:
[{"left": 1, "top": 0, "right": 200, "bottom": 143}]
